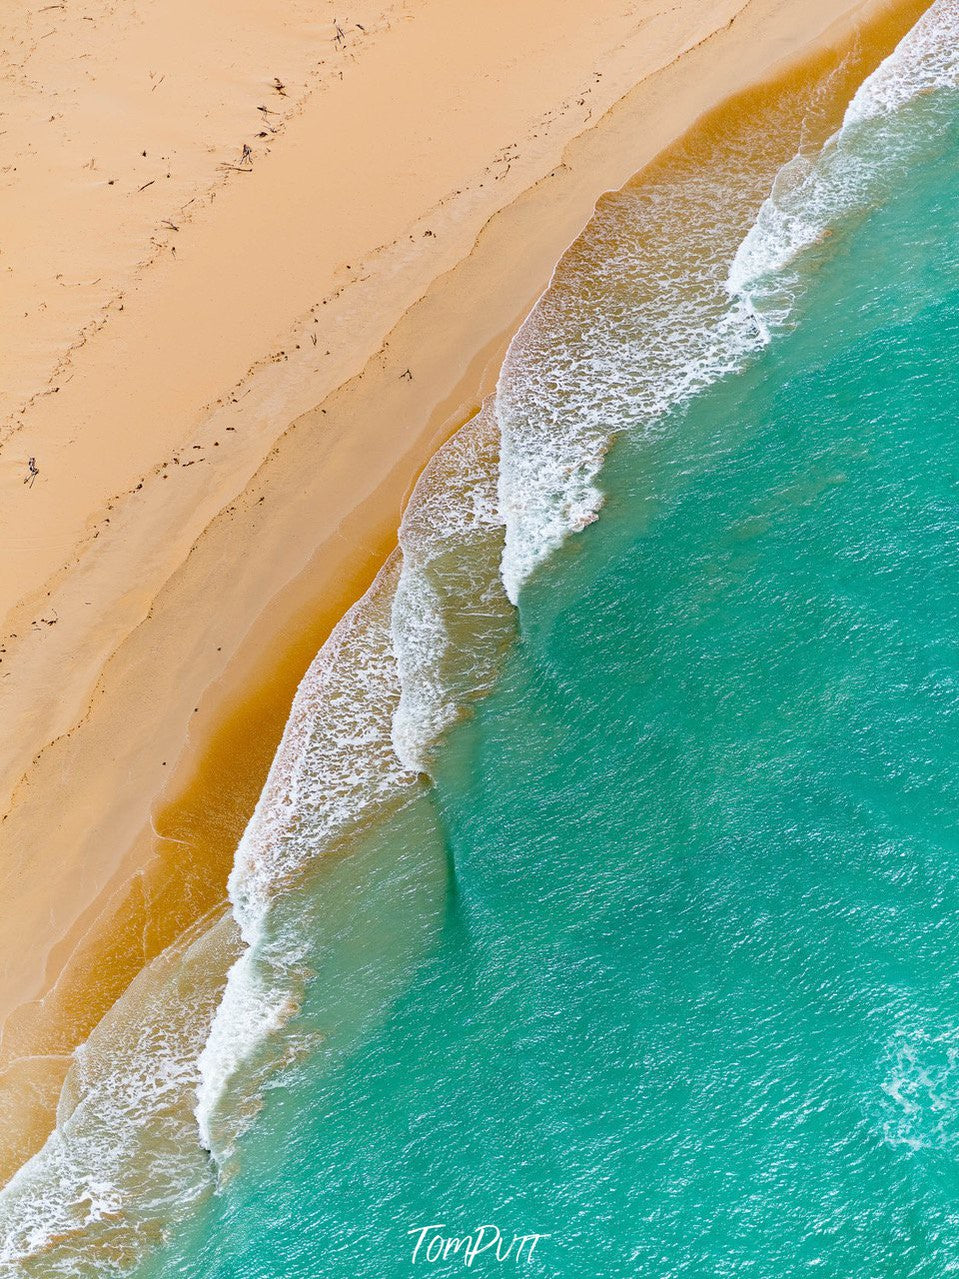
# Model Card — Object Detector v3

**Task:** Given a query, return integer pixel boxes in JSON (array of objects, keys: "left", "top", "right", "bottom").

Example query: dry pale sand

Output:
[{"left": 0, "top": 0, "right": 929, "bottom": 1180}]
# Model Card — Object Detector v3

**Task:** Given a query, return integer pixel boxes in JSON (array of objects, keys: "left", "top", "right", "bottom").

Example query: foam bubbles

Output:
[
  {"left": 729, "top": 0, "right": 959, "bottom": 323},
  {"left": 195, "top": 558, "right": 419, "bottom": 1163},
  {"left": 880, "top": 1026, "right": 959, "bottom": 1152},
  {"left": 392, "top": 403, "right": 512, "bottom": 773},
  {"left": 196, "top": 414, "right": 512, "bottom": 1162},
  {"left": 496, "top": 137, "right": 778, "bottom": 603},
  {"left": 0, "top": 910, "right": 237, "bottom": 1276}
]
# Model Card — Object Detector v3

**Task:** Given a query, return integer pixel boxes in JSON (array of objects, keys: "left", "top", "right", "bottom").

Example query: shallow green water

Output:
[{"left": 139, "top": 69, "right": 959, "bottom": 1279}]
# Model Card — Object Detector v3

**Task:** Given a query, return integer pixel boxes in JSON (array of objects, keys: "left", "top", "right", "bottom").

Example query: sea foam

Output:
[
  {"left": 498, "top": 0, "right": 959, "bottom": 604},
  {"left": 194, "top": 558, "right": 419, "bottom": 1163},
  {"left": 391, "top": 403, "right": 512, "bottom": 774},
  {"left": 196, "top": 404, "right": 511, "bottom": 1165},
  {"left": 881, "top": 1025, "right": 959, "bottom": 1153},
  {"left": 729, "top": 0, "right": 959, "bottom": 328},
  {"left": 495, "top": 141, "right": 774, "bottom": 604},
  {"left": 0, "top": 910, "right": 237, "bottom": 1276}
]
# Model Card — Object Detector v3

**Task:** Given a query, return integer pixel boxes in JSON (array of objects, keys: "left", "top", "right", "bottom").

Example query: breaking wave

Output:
[
  {"left": 495, "top": 196, "right": 766, "bottom": 602},
  {"left": 193, "top": 557, "right": 419, "bottom": 1164},
  {"left": 729, "top": 0, "right": 959, "bottom": 331},
  {"left": 497, "top": 0, "right": 959, "bottom": 602},
  {"left": 0, "top": 909, "right": 238, "bottom": 1276},
  {"left": 196, "top": 402, "right": 511, "bottom": 1166},
  {"left": 391, "top": 402, "right": 513, "bottom": 774}
]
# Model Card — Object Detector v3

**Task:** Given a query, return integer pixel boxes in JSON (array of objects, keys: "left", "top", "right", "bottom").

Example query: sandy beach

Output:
[{"left": 0, "top": 0, "right": 928, "bottom": 1182}]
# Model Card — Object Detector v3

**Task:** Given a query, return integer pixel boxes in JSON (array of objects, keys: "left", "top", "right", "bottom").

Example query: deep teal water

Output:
[{"left": 142, "top": 101, "right": 959, "bottom": 1279}]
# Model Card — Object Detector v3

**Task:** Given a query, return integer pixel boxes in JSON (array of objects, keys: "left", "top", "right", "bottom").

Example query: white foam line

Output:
[
  {"left": 729, "top": 0, "right": 959, "bottom": 307},
  {"left": 498, "top": 0, "right": 959, "bottom": 606},
  {"left": 391, "top": 402, "right": 508, "bottom": 773},
  {"left": 197, "top": 406, "right": 511, "bottom": 1162},
  {"left": 195, "top": 555, "right": 417, "bottom": 1162}
]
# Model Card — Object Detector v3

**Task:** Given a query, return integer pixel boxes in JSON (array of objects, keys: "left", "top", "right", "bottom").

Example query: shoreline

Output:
[{"left": 0, "top": 0, "right": 930, "bottom": 1182}]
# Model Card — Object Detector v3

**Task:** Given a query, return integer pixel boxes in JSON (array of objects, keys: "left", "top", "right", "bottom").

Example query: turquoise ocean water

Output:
[{"left": 4, "top": 2, "right": 959, "bottom": 1276}]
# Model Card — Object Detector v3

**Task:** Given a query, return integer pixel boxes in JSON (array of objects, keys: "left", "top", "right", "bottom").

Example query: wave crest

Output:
[
  {"left": 728, "top": 0, "right": 959, "bottom": 328},
  {"left": 196, "top": 402, "right": 514, "bottom": 1165},
  {"left": 0, "top": 910, "right": 237, "bottom": 1276},
  {"left": 392, "top": 403, "right": 512, "bottom": 773}
]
